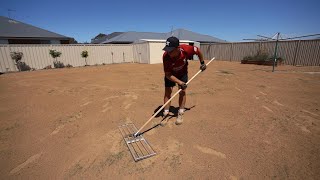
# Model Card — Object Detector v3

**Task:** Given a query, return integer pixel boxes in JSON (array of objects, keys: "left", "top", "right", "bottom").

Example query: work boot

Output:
[
  {"left": 163, "top": 110, "right": 169, "bottom": 117},
  {"left": 175, "top": 111, "right": 184, "bottom": 125}
]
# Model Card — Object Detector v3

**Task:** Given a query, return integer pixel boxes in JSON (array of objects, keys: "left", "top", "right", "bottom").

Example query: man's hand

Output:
[
  {"left": 179, "top": 82, "right": 187, "bottom": 90},
  {"left": 200, "top": 63, "right": 206, "bottom": 71}
]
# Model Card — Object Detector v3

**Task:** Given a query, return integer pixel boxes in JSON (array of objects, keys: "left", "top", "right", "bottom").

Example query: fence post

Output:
[
  {"left": 293, "top": 40, "right": 301, "bottom": 66},
  {"left": 230, "top": 43, "right": 233, "bottom": 61}
]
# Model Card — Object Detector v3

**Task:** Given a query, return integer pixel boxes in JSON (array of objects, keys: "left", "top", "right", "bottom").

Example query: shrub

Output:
[
  {"left": 49, "top": 50, "right": 63, "bottom": 68},
  {"left": 81, "top": 50, "right": 88, "bottom": 58},
  {"left": 242, "top": 50, "right": 271, "bottom": 61},
  {"left": 53, "top": 61, "right": 65, "bottom": 68},
  {"left": 10, "top": 52, "right": 23, "bottom": 63},
  {"left": 243, "top": 56, "right": 253, "bottom": 61},
  {"left": 44, "top": 65, "right": 52, "bottom": 69},
  {"left": 255, "top": 52, "right": 269, "bottom": 61},
  {"left": 66, "top": 64, "right": 73, "bottom": 68},
  {"left": 49, "top": 50, "right": 62, "bottom": 59},
  {"left": 10, "top": 51, "right": 26, "bottom": 71},
  {"left": 81, "top": 50, "right": 89, "bottom": 65},
  {"left": 17, "top": 62, "right": 31, "bottom": 71}
]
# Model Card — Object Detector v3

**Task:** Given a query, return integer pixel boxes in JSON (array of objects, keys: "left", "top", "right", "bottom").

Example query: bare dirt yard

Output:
[{"left": 0, "top": 61, "right": 319, "bottom": 179}]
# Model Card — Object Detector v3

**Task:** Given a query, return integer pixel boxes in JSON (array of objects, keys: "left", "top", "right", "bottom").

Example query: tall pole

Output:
[{"left": 272, "top": 32, "right": 280, "bottom": 72}]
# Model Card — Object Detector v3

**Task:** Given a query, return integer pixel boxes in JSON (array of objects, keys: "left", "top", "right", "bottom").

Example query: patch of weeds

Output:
[
  {"left": 169, "top": 154, "right": 181, "bottom": 170},
  {"left": 53, "top": 61, "right": 65, "bottom": 68},
  {"left": 105, "top": 151, "right": 125, "bottom": 166},
  {"left": 68, "top": 163, "right": 83, "bottom": 177},
  {"left": 66, "top": 64, "right": 73, "bottom": 68}
]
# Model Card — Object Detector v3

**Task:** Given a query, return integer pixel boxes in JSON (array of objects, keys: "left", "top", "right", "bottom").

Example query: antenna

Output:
[
  {"left": 7, "top": 9, "right": 16, "bottom": 19},
  {"left": 170, "top": 26, "right": 174, "bottom": 36},
  {"left": 7, "top": 9, "right": 16, "bottom": 18}
]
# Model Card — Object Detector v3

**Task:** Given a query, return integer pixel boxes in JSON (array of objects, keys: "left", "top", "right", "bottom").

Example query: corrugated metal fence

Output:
[
  {"left": 0, "top": 44, "right": 134, "bottom": 72},
  {"left": 1, "top": 40, "right": 319, "bottom": 72},
  {"left": 200, "top": 39, "right": 320, "bottom": 66}
]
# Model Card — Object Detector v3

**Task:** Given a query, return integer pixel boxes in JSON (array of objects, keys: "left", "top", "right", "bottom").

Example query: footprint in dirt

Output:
[
  {"left": 295, "top": 112, "right": 319, "bottom": 134},
  {"left": 194, "top": 145, "right": 227, "bottom": 159},
  {"left": 50, "top": 111, "right": 83, "bottom": 136},
  {"left": 10, "top": 152, "right": 43, "bottom": 175},
  {"left": 65, "top": 128, "right": 158, "bottom": 177},
  {"left": 101, "top": 92, "right": 138, "bottom": 113},
  {"left": 273, "top": 100, "right": 284, "bottom": 107},
  {"left": 122, "top": 92, "right": 138, "bottom": 110},
  {"left": 81, "top": 101, "right": 92, "bottom": 107},
  {"left": 262, "top": 105, "right": 274, "bottom": 113},
  {"left": 160, "top": 139, "right": 184, "bottom": 172},
  {"left": 64, "top": 129, "right": 127, "bottom": 178}
]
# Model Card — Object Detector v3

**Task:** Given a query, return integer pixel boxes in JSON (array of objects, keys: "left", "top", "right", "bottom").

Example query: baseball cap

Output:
[{"left": 163, "top": 36, "right": 179, "bottom": 52}]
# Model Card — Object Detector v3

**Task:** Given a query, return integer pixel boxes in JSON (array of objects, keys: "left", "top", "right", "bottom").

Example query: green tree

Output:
[
  {"left": 81, "top": 50, "right": 89, "bottom": 66},
  {"left": 49, "top": 50, "right": 64, "bottom": 68},
  {"left": 10, "top": 51, "right": 31, "bottom": 71}
]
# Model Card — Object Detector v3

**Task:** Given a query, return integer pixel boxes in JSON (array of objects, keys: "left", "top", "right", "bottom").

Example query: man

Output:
[{"left": 162, "top": 36, "right": 206, "bottom": 125}]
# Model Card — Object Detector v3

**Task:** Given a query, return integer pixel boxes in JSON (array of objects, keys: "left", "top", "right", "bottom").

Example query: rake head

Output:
[{"left": 118, "top": 123, "right": 156, "bottom": 161}]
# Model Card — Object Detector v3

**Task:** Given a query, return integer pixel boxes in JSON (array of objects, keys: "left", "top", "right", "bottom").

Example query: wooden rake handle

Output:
[{"left": 134, "top": 57, "right": 216, "bottom": 137}]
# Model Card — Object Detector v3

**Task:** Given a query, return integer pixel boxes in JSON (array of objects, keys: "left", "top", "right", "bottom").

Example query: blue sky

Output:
[{"left": 1, "top": 0, "right": 319, "bottom": 42}]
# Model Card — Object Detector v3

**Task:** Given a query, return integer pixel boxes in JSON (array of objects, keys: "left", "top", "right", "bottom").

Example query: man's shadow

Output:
[{"left": 135, "top": 105, "right": 195, "bottom": 136}]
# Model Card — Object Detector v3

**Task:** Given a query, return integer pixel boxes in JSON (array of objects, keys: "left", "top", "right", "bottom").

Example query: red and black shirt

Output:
[{"left": 163, "top": 44, "right": 200, "bottom": 77}]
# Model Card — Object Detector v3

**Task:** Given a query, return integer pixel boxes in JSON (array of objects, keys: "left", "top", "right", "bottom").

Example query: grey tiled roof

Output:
[
  {"left": 0, "top": 16, "right": 71, "bottom": 39},
  {"left": 102, "top": 28, "right": 226, "bottom": 44},
  {"left": 91, "top": 32, "right": 124, "bottom": 43}
]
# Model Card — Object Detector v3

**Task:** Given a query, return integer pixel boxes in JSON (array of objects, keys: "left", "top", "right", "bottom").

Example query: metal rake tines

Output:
[{"left": 119, "top": 123, "right": 156, "bottom": 161}]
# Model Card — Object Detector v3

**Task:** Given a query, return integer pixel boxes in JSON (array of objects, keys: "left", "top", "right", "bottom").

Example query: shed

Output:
[{"left": 133, "top": 39, "right": 200, "bottom": 64}]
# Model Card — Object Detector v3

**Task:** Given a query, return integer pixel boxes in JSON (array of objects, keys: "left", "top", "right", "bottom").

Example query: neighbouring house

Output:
[
  {"left": 91, "top": 32, "right": 124, "bottom": 44},
  {"left": 92, "top": 29, "right": 226, "bottom": 64},
  {"left": 96, "top": 28, "right": 226, "bottom": 44},
  {"left": 0, "top": 16, "right": 74, "bottom": 44}
]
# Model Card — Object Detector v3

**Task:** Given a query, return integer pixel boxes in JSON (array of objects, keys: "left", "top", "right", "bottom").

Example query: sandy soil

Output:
[{"left": 0, "top": 61, "right": 319, "bottom": 179}]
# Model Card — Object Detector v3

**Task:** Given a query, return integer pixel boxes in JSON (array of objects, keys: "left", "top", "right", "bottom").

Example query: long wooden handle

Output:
[{"left": 134, "top": 57, "right": 216, "bottom": 136}]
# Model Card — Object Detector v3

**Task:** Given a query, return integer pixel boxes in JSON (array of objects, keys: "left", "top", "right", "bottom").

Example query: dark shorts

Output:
[{"left": 164, "top": 74, "right": 188, "bottom": 87}]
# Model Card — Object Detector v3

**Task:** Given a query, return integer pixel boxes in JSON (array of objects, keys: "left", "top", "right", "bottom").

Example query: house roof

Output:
[
  {"left": 91, "top": 32, "right": 123, "bottom": 44},
  {"left": 169, "top": 29, "right": 226, "bottom": 43},
  {"left": 102, "top": 31, "right": 166, "bottom": 44},
  {"left": 101, "top": 28, "right": 226, "bottom": 44},
  {"left": 0, "top": 16, "right": 71, "bottom": 39}
]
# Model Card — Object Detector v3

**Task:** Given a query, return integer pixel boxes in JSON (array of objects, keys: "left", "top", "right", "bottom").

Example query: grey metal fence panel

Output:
[
  {"left": 0, "top": 44, "right": 135, "bottom": 72},
  {"left": 295, "top": 40, "right": 320, "bottom": 66},
  {"left": 201, "top": 40, "right": 320, "bottom": 66},
  {"left": 0, "top": 46, "right": 14, "bottom": 72}
]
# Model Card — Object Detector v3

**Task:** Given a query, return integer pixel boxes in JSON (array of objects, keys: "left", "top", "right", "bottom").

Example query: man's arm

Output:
[
  {"left": 198, "top": 50, "right": 206, "bottom": 71},
  {"left": 198, "top": 50, "right": 205, "bottom": 64}
]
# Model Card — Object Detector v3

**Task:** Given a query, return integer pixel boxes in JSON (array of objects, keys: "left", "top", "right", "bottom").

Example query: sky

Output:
[{"left": 1, "top": 0, "right": 319, "bottom": 43}]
